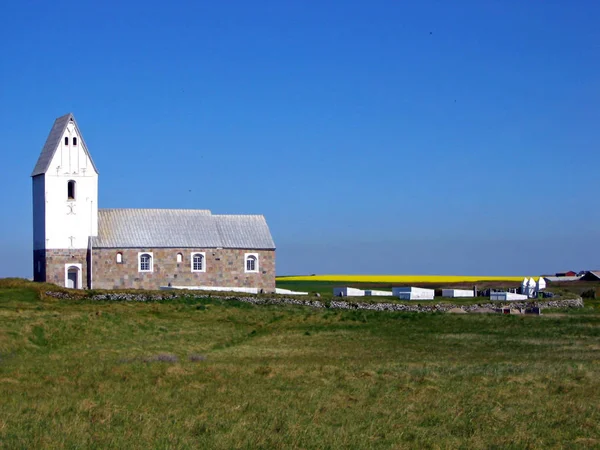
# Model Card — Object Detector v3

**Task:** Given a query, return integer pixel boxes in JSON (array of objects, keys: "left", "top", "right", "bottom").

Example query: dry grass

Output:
[{"left": 1, "top": 280, "right": 599, "bottom": 448}]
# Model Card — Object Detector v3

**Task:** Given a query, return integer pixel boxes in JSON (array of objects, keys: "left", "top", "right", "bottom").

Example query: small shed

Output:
[
  {"left": 490, "top": 292, "right": 528, "bottom": 301},
  {"left": 556, "top": 271, "right": 577, "bottom": 277},
  {"left": 441, "top": 289, "right": 474, "bottom": 298},
  {"left": 543, "top": 276, "right": 582, "bottom": 282},
  {"left": 392, "top": 287, "right": 435, "bottom": 300},
  {"left": 333, "top": 287, "right": 365, "bottom": 297}
]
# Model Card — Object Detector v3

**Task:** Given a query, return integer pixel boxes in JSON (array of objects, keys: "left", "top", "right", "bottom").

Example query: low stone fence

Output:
[{"left": 43, "top": 291, "right": 584, "bottom": 312}]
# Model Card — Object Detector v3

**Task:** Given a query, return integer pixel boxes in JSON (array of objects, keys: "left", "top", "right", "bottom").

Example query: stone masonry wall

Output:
[
  {"left": 44, "top": 248, "right": 89, "bottom": 288},
  {"left": 91, "top": 248, "right": 276, "bottom": 292}
]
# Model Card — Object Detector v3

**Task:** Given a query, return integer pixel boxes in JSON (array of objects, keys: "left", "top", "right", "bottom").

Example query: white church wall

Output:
[
  {"left": 44, "top": 174, "right": 98, "bottom": 250},
  {"left": 43, "top": 126, "right": 98, "bottom": 250},
  {"left": 161, "top": 285, "right": 260, "bottom": 294},
  {"left": 275, "top": 288, "right": 309, "bottom": 295}
]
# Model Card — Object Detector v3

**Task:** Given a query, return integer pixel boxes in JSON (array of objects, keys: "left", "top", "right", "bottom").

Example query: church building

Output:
[{"left": 32, "top": 113, "right": 276, "bottom": 292}]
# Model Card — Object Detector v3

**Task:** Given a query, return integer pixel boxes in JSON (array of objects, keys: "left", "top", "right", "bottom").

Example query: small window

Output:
[
  {"left": 138, "top": 253, "right": 153, "bottom": 272},
  {"left": 116, "top": 252, "right": 123, "bottom": 264},
  {"left": 73, "top": 137, "right": 78, "bottom": 146},
  {"left": 245, "top": 253, "right": 259, "bottom": 273},
  {"left": 67, "top": 180, "right": 76, "bottom": 200},
  {"left": 37, "top": 261, "right": 41, "bottom": 273},
  {"left": 191, "top": 252, "right": 206, "bottom": 272},
  {"left": 176, "top": 253, "right": 183, "bottom": 263},
  {"left": 64, "top": 136, "right": 69, "bottom": 146}
]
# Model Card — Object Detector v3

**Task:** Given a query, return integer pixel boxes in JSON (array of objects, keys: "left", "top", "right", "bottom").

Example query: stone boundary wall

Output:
[{"left": 43, "top": 290, "right": 584, "bottom": 312}]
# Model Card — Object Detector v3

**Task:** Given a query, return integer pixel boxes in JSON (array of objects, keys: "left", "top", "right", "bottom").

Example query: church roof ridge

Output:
[
  {"left": 99, "top": 207, "right": 212, "bottom": 214},
  {"left": 31, "top": 113, "right": 99, "bottom": 177},
  {"left": 97, "top": 208, "right": 269, "bottom": 219},
  {"left": 212, "top": 213, "right": 266, "bottom": 217}
]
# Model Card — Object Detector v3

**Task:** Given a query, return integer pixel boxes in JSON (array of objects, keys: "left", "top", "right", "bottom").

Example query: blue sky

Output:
[{"left": 1, "top": 0, "right": 599, "bottom": 277}]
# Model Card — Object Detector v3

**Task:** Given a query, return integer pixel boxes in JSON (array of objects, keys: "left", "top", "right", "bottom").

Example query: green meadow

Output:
[{"left": 1, "top": 280, "right": 599, "bottom": 449}]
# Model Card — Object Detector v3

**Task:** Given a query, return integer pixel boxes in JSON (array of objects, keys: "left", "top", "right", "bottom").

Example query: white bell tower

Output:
[{"left": 32, "top": 113, "right": 98, "bottom": 286}]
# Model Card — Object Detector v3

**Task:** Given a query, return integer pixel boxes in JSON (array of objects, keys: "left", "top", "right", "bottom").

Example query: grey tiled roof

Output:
[
  {"left": 31, "top": 113, "right": 98, "bottom": 177},
  {"left": 92, "top": 209, "right": 275, "bottom": 249},
  {"left": 213, "top": 214, "right": 275, "bottom": 249}
]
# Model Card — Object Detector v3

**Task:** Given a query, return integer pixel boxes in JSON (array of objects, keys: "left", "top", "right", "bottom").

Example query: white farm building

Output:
[
  {"left": 490, "top": 292, "right": 529, "bottom": 301},
  {"left": 333, "top": 287, "right": 365, "bottom": 297},
  {"left": 364, "top": 290, "right": 392, "bottom": 297},
  {"left": 441, "top": 289, "right": 475, "bottom": 298},
  {"left": 392, "top": 287, "right": 435, "bottom": 300}
]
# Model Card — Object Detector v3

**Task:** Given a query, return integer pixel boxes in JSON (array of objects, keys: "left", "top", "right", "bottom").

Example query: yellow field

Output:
[{"left": 277, "top": 274, "right": 529, "bottom": 283}]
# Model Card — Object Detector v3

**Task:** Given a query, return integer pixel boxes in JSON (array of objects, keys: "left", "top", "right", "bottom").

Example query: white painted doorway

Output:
[
  {"left": 67, "top": 268, "right": 78, "bottom": 288},
  {"left": 64, "top": 264, "right": 83, "bottom": 289}
]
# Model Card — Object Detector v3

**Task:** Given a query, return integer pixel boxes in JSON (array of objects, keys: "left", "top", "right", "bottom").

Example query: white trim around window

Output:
[
  {"left": 191, "top": 252, "right": 206, "bottom": 272},
  {"left": 244, "top": 253, "right": 259, "bottom": 273},
  {"left": 138, "top": 252, "right": 153, "bottom": 273}
]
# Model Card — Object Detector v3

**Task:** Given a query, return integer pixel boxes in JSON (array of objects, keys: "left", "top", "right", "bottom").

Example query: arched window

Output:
[
  {"left": 138, "top": 253, "right": 153, "bottom": 272},
  {"left": 245, "top": 254, "right": 259, "bottom": 273},
  {"left": 246, "top": 256, "right": 256, "bottom": 271},
  {"left": 67, "top": 180, "right": 76, "bottom": 200},
  {"left": 176, "top": 253, "right": 183, "bottom": 263},
  {"left": 116, "top": 252, "right": 123, "bottom": 264},
  {"left": 73, "top": 137, "right": 78, "bottom": 146},
  {"left": 191, "top": 252, "right": 206, "bottom": 272},
  {"left": 64, "top": 136, "right": 69, "bottom": 146}
]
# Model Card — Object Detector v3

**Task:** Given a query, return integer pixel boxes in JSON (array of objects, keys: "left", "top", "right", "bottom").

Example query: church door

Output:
[{"left": 67, "top": 267, "right": 79, "bottom": 289}]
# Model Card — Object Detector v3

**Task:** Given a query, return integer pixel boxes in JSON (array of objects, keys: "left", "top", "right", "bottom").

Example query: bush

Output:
[{"left": 581, "top": 289, "right": 596, "bottom": 299}]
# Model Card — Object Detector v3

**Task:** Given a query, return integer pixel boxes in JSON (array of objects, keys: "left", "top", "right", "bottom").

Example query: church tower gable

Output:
[{"left": 32, "top": 113, "right": 98, "bottom": 177}]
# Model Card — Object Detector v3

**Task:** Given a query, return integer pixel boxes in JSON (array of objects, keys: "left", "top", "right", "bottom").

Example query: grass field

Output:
[{"left": 1, "top": 280, "right": 600, "bottom": 448}]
